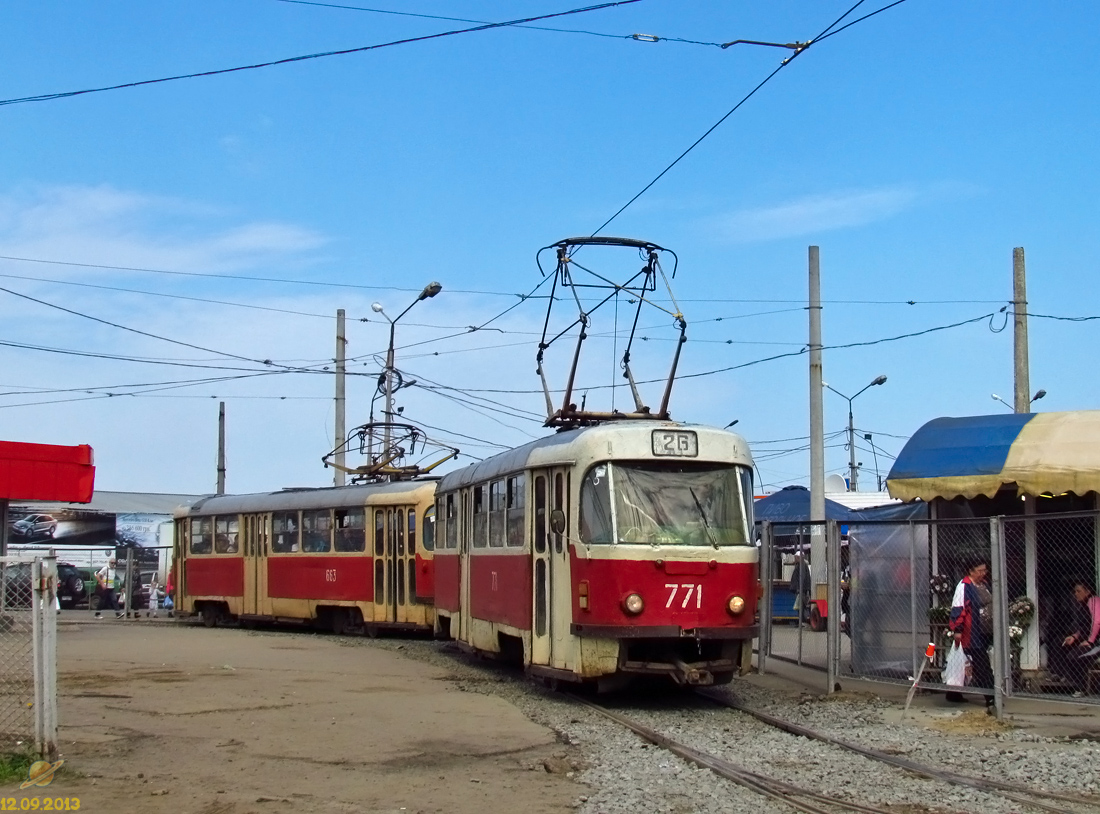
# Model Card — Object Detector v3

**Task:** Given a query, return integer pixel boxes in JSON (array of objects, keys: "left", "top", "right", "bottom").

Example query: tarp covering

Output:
[
  {"left": 754, "top": 485, "right": 862, "bottom": 523},
  {"left": 887, "top": 411, "right": 1100, "bottom": 502}
]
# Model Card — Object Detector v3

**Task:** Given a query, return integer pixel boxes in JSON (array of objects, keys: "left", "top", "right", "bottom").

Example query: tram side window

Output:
[
  {"left": 507, "top": 475, "right": 525, "bottom": 547},
  {"left": 445, "top": 495, "right": 457, "bottom": 549},
  {"left": 334, "top": 508, "right": 366, "bottom": 552},
  {"left": 375, "top": 510, "right": 385, "bottom": 556},
  {"left": 271, "top": 511, "right": 299, "bottom": 553},
  {"left": 423, "top": 505, "right": 436, "bottom": 552},
  {"left": 553, "top": 473, "right": 565, "bottom": 554},
  {"left": 534, "top": 476, "right": 546, "bottom": 554},
  {"left": 302, "top": 509, "right": 332, "bottom": 553},
  {"left": 488, "top": 480, "right": 506, "bottom": 547},
  {"left": 472, "top": 485, "right": 488, "bottom": 548},
  {"left": 214, "top": 516, "right": 239, "bottom": 554},
  {"left": 189, "top": 517, "right": 213, "bottom": 554},
  {"left": 408, "top": 508, "right": 416, "bottom": 555}
]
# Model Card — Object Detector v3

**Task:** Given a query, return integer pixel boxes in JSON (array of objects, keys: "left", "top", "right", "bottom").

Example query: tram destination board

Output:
[{"left": 652, "top": 429, "right": 698, "bottom": 458}]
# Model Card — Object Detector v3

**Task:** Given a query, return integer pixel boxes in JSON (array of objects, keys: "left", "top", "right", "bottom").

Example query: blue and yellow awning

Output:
[{"left": 886, "top": 411, "right": 1100, "bottom": 502}]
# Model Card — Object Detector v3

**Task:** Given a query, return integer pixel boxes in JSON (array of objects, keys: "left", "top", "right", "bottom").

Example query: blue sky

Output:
[{"left": 1, "top": 1, "right": 1098, "bottom": 495}]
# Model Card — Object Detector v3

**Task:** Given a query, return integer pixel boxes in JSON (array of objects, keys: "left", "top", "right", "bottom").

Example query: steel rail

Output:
[
  {"left": 566, "top": 693, "right": 896, "bottom": 814},
  {"left": 699, "top": 690, "right": 1099, "bottom": 814}
]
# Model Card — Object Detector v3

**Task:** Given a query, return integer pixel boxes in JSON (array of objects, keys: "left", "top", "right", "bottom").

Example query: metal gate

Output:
[{"left": 0, "top": 554, "right": 58, "bottom": 758}]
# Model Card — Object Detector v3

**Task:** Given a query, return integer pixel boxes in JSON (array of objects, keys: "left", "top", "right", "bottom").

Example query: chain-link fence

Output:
[
  {"left": 0, "top": 554, "right": 57, "bottom": 758},
  {"left": 759, "top": 509, "right": 1100, "bottom": 712},
  {"left": 6, "top": 544, "right": 173, "bottom": 618},
  {"left": 758, "top": 520, "right": 843, "bottom": 689}
]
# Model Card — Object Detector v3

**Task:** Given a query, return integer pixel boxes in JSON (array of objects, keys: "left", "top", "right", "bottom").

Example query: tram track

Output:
[
  {"left": 567, "top": 692, "right": 897, "bottom": 814},
  {"left": 567, "top": 687, "right": 1100, "bottom": 814},
  {"left": 696, "top": 689, "right": 1100, "bottom": 814}
]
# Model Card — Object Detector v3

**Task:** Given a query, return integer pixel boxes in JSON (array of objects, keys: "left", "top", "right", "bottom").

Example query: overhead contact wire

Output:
[{"left": 0, "top": 1, "right": 643, "bottom": 107}]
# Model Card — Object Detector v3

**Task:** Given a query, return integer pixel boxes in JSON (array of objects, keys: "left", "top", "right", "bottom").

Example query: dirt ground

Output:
[{"left": 5, "top": 619, "right": 583, "bottom": 814}]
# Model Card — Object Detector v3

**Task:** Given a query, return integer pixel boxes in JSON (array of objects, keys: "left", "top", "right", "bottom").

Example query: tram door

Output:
[
  {"left": 531, "top": 468, "right": 574, "bottom": 671},
  {"left": 242, "top": 513, "right": 268, "bottom": 616},
  {"left": 458, "top": 490, "right": 471, "bottom": 642},
  {"left": 373, "top": 506, "right": 414, "bottom": 624}
]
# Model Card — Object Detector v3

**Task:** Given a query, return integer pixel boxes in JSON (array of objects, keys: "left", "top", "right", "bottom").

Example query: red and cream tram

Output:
[
  {"left": 175, "top": 481, "right": 437, "bottom": 633},
  {"left": 434, "top": 420, "right": 758, "bottom": 688}
]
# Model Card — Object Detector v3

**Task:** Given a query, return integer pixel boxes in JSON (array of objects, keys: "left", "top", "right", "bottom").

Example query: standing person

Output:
[
  {"left": 147, "top": 574, "right": 160, "bottom": 619},
  {"left": 163, "top": 568, "right": 175, "bottom": 617},
  {"left": 947, "top": 558, "right": 994, "bottom": 709},
  {"left": 94, "top": 557, "right": 123, "bottom": 619},
  {"left": 790, "top": 550, "right": 812, "bottom": 625}
]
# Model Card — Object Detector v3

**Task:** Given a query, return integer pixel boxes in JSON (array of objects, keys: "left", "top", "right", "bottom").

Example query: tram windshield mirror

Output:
[{"left": 580, "top": 463, "right": 751, "bottom": 546}]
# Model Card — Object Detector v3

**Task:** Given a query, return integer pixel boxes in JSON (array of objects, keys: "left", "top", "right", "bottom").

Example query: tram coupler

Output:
[{"left": 671, "top": 656, "right": 713, "bottom": 686}]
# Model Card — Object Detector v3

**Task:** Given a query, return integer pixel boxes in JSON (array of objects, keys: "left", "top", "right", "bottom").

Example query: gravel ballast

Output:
[{"left": 345, "top": 637, "right": 1100, "bottom": 814}]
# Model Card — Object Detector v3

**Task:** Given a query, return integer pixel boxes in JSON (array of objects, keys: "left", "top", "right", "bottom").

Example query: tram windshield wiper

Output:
[{"left": 689, "top": 488, "right": 720, "bottom": 550}]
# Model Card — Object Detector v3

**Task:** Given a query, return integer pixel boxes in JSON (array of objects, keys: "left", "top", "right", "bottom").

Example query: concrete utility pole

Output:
[
  {"left": 808, "top": 247, "right": 827, "bottom": 609},
  {"left": 808, "top": 247, "right": 825, "bottom": 525},
  {"left": 334, "top": 309, "right": 346, "bottom": 487},
  {"left": 1013, "top": 247, "right": 1030, "bottom": 413},
  {"left": 216, "top": 401, "right": 226, "bottom": 495}
]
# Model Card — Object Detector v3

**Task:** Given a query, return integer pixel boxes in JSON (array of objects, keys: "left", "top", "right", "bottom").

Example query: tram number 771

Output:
[{"left": 665, "top": 583, "right": 702, "bottom": 609}]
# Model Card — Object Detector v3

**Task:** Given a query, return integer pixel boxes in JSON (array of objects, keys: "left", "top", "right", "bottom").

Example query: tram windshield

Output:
[{"left": 580, "top": 462, "right": 753, "bottom": 547}]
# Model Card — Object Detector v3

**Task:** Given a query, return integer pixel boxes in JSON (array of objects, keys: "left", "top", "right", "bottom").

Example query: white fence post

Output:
[{"left": 31, "top": 555, "right": 58, "bottom": 759}]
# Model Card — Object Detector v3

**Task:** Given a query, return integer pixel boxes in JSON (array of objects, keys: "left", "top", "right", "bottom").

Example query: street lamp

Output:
[
  {"left": 824, "top": 374, "right": 887, "bottom": 492},
  {"left": 372, "top": 282, "right": 443, "bottom": 454},
  {"left": 991, "top": 389, "right": 1046, "bottom": 412}
]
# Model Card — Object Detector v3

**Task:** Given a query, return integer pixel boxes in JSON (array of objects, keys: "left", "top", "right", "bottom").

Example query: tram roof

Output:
[
  {"left": 178, "top": 479, "right": 437, "bottom": 518},
  {"left": 437, "top": 421, "right": 753, "bottom": 492}
]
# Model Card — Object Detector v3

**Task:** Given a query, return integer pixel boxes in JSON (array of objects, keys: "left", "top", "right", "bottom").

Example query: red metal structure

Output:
[
  {"left": 0, "top": 441, "right": 95, "bottom": 554},
  {"left": 0, "top": 441, "right": 95, "bottom": 503}
]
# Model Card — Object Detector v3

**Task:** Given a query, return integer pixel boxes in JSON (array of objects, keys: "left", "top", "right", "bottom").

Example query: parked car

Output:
[
  {"left": 56, "top": 563, "right": 88, "bottom": 609},
  {"left": 77, "top": 568, "right": 97, "bottom": 607},
  {"left": 1, "top": 562, "right": 33, "bottom": 608},
  {"left": 2, "top": 562, "right": 90, "bottom": 610},
  {"left": 10, "top": 514, "right": 58, "bottom": 539}
]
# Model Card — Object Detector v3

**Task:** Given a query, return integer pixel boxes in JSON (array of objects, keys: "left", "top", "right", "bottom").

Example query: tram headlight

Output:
[
  {"left": 622, "top": 593, "right": 645, "bottom": 616},
  {"left": 727, "top": 595, "right": 746, "bottom": 616}
]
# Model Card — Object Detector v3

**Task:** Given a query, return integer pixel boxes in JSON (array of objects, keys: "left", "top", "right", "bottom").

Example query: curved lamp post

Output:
[
  {"left": 992, "top": 389, "right": 1045, "bottom": 412},
  {"left": 824, "top": 375, "right": 887, "bottom": 492},
  {"left": 372, "top": 282, "right": 442, "bottom": 454}
]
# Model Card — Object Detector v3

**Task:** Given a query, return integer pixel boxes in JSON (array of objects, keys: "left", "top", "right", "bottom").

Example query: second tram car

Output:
[
  {"left": 434, "top": 420, "right": 758, "bottom": 688},
  {"left": 175, "top": 480, "right": 437, "bottom": 633}
]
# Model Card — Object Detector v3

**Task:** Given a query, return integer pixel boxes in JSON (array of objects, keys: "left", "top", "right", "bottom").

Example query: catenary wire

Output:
[
  {"left": 394, "top": 411, "right": 512, "bottom": 451},
  {"left": 0, "top": 251, "right": 1010, "bottom": 306},
  {"left": 0, "top": 285, "right": 313, "bottom": 372},
  {"left": 407, "top": 382, "right": 545, "bottom": 437},
  {"left": 412, "top": 381, "right": 545, "bottom": 426},
  {"left": 0, "top": 1, "right": 643, "bottom": 107},
  {"left": 405, "top": 370, "right": 547, "bottom": 421},
  {"left": 590, "top": 0, "right": 911, "bottom": 237},
  {"left": 271, "top": 0, "right": 721, "bottom": 47},
  {"left": 401, "top": 308, "right": 1002, "bottom": 394},
  {"left": 0, "top": 271, "right": 337, "bottom": 320},
  {"left": 0, "top": 254, "right": 544, "bottom": 299}
]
